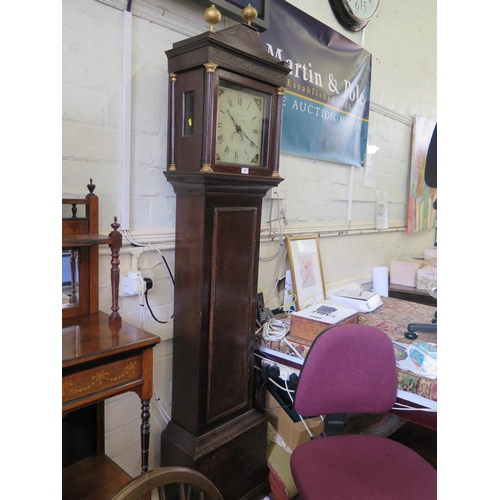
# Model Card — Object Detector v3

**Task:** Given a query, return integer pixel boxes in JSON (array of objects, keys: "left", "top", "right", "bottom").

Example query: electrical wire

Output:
[
  {"left": 153, "top": 376, "right": 172, "bottom": 425},
  {"left": 123, "top": 231, "right": 175, "bottom": 284},
  {"left": 123, "top": 230, "right": 175, "bottom": 324},
  {"left": 392, "top": 402, "right": 437, "bottom": 412},
  {"left": 261, "top": 318, "right": 304, "bottom": 360},
  {"left": 299, "top": 296, "right": 319, "bottom": 309},
  {"left": 284, "top": 376, "right": 313, "bottom": 438},
  {"left": 138, "top": 288, "right": 146, "bottom": 326},
  {"left": 262, "top": 318, "right": 289, "bottom": 341},
  {"left": 254, "top": 363, "right": 296, "bottom": 393},
  {"left": 259, "top": 228, "right": 285, "bottom": 262},
  {"left": 144, "top": 289, "right": 173, "bottom": 324}
]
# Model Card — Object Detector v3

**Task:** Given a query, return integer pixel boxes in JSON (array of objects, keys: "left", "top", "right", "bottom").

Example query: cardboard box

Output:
[
  {"left": 417, "top": 266, "right": 437, "bottom": 290},
  {"left": 265, "top": 391, "right": 324, "bottom": 451},
  {"left": 390, "top": 259, "right": 422, "bottom": 287}
]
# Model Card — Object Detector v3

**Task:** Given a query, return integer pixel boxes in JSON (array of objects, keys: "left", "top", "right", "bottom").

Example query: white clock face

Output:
[
  {"left": 345, "top": 0, "right": 380, "bottom": 21},
  {"left": 216, "top": 84, "right": 267, "bottom": 166}
]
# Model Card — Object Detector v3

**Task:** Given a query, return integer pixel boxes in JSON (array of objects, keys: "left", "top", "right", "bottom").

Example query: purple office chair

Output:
[{"left": 290, "top": 324, "right": 437, "bottom": 500}]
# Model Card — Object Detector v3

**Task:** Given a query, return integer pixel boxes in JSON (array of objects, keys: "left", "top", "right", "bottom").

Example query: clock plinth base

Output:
[{"left": 161, "top": 409, "right": 269, "bottom": 500}]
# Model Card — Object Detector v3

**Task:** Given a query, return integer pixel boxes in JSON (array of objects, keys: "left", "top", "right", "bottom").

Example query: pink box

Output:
[
  {"left": 390, "top": 260, "right": 421, "bottom": 287},
  {"left": 424, "top": 248, "right": 437, "bottom": 267}
]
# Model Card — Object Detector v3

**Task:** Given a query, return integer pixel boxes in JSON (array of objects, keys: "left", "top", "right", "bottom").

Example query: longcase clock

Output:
[{"left": 161, "top": 6, "right": 290, "bottom": 500}]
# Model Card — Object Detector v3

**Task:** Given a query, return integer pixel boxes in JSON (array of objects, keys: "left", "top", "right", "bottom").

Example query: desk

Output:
[
  {"left": 62, "top": 311, "right": 161, "bottom": 500},
  {"left": 255, "top": 297, "right": 437, "bottom": 429},
  {"left": 388, "top": 283, "right": 437, "bottom": 306}
]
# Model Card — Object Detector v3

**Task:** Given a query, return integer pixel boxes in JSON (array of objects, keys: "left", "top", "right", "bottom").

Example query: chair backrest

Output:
[
  {"left": 294, "top": 324, "right": 398, "bottom": 417},
  {"left": 105, "top": 466, "right": 224, "bottom": 500}
]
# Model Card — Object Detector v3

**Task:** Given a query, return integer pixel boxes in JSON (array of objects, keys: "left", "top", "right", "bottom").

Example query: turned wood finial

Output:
[
  {"left": 242, "top": 4, "right": 258, "bottom": 25},
  {"left": 87, "top": 178, "right": 95, "bottom": 195},
  {"left": 111, "top": 216, "right": 120, "bottom": 232},
  {"left": 204, "top": 4, "right": 222, "bottom": 32}
]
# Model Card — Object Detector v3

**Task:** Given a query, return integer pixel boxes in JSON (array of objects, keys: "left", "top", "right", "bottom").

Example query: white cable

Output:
[
  {"left": 260, "top": 228, "right": 285, "bottom": 262},
  {"left": 392, "top": 402, "right": 437, "bottom": 412},
  {"left": 138, "top": 288, "right": 146, "bottom": 326},
  {"left": 262, "top": 318, "right": 289, "bottom": 341},
  {"left": 268, "top": 376, "right": 295, "bottom": 393},
  {"left": 153, "top": 376, "right": 171, "bottom": 425},
  {"left": 283, "top": 338, "right": 304, "bottom": 360},
  {"left": 285, "top": 377, "right": 313, "bottom": 438},
  {"left": 260, "top": 319, "right": 304, "bottom": 360}
]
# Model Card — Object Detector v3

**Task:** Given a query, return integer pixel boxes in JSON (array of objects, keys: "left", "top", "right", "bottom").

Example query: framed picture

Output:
[
  {"left": 192, "top": 0, "right": 269, "bottom": 31},
  {"left": 407, "top": 115, "right": 437, "bottom": 233},
  {"left": 286, "top": 236, "right": 326, "bottom": 310}
]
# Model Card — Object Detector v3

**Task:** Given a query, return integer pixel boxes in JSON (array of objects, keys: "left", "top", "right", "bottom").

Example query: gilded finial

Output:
[
  {"left": 204, "top": 4, "right": 222, "bottom": 32},
  {"left": 242, "top": 4, "right": 258, "bottom": 25}
]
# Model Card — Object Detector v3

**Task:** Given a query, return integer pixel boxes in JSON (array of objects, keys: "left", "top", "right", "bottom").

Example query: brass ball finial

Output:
[
  {"left": 204, "top": 4, "right": 222, "bottom": 32},
  {"left": 242, "top": 4, "right": 258, "bottom": 25}
]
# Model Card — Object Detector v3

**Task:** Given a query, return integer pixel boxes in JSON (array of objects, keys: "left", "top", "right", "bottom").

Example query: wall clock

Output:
[{"left": 329, "top": 0, "right": 380, "bottom": 32}]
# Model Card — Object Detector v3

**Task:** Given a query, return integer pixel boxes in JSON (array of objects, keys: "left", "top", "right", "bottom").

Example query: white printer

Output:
[{"left": 329, "top": 283, "right": 383, "bottom": 313}]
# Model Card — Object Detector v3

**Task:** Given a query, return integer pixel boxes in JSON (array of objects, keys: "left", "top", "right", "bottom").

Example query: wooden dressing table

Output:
[{"left": 62, "top": 181, "right": 160, "bottom": 500}]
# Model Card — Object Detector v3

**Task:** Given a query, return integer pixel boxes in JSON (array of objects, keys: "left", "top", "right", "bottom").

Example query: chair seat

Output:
[{"left": 290, "top": 434, "right": 437, "bottom": 500}]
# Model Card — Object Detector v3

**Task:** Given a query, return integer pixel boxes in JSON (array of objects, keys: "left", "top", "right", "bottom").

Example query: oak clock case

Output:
[
  {"left": 161, "top": 15, "right": 290, "bottom": 500},
  {"left": 329, "top": 0, "right": 380, "bottom": 31}
]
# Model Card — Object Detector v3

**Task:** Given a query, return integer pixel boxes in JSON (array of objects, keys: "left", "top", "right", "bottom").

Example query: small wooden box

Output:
[{"left": 290, "top": 310, "right": 359, "bottom": 342}]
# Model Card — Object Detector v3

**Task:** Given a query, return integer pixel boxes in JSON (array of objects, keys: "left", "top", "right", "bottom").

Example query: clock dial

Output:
[
  {"left": 216, "top": 84, "right": 267, "bottom": 166},
  {"left": 329, "top": 0, "right": 380, "bottom": 31},
  {"left": 345, "top": 0, "right": 379, "bottom": 21}
]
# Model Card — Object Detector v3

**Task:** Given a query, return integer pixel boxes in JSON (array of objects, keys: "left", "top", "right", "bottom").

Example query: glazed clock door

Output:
[
  {"left": 206, "top": 206, "right": 257, "bottom": 422},
  {"left": 216, "top": 82, "right": 269, "bottom": 167}
]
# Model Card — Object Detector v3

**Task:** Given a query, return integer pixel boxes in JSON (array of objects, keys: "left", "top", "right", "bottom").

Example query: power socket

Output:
[
  {"left": 119, "top": 271, "right": 144, "bottom": 297},
  {"left": 261, "top": 359, "right": 280, "bottom": 379},
  {"left": 140, "top": 268, "right": 154, "bottom": 293}
]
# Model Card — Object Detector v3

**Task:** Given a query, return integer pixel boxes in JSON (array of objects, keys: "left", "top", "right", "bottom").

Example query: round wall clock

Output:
[{"left": 329, "top": 0, "right": 380, "bottom": 32}]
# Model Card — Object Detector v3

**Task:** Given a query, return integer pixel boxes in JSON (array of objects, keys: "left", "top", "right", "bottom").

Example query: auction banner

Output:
[{"left": 260, "top": 0, "right": 372, "bottom": 167}]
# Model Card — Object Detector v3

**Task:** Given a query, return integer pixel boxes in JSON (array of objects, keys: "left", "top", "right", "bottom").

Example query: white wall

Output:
[{"left": 62, "top": 0, "right": 436, "bottom": 476}]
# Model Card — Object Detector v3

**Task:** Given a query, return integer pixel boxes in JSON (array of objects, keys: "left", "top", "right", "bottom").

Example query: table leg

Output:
[{"left": 141, "top": 399, "right": 151, "bottom": 473}]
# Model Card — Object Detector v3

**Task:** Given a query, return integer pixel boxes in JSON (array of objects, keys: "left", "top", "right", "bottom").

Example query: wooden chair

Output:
[{"left": 105, "top": 466, "right": 224, "bottom": 500}]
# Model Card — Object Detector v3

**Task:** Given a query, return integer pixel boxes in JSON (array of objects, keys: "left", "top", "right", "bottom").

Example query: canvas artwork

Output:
[{"left": 407, "top": 115, "right": 437, "bottom": 233}]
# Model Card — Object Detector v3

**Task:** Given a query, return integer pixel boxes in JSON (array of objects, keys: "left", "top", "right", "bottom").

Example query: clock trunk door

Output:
[{"left": 206, "top": 207, "right": 257, "bottom": 422}]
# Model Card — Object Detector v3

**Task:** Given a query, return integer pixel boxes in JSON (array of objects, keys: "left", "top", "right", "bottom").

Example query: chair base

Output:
[{"left": 291, "top": 434, "right": 437, "bottom": 500}]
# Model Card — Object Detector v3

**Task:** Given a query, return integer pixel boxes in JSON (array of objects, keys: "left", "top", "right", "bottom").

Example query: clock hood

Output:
[{"left": 166, "top": 23, "right": 290, "bottom": 87}]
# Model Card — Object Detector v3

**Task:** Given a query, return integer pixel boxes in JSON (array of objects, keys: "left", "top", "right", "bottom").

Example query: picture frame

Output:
[
  {"left": 286, "top": 235, "right": 326, "bottom": 310},
  {"left": 192, "top": 0, "right": 269, "bottom": 32}
]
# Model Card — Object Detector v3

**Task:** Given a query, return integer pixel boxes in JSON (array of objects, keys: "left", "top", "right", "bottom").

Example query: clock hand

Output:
[
  {"left": 238, "top": 127, "right": 257, "bottom": 149},
  {"left": 226, "top": 109, "right": 246, "bottom": 141},
  {"left": 226, "top": 109, "right": 240, "bottom": 131}
]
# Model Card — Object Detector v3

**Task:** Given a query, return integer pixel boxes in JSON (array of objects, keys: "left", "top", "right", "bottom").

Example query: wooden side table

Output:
[
  {"left": 62, "top": 311, "right": 160, "bottom": 500},
  {"left": 62, "top": 183, "right": 160, "bottom": 500}
]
